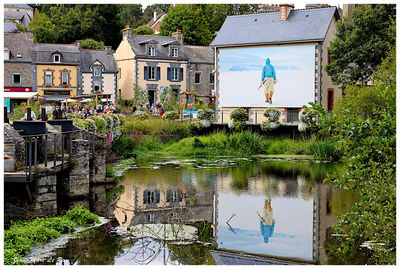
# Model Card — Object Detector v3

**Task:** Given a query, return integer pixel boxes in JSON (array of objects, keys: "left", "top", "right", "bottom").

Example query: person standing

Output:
[{"left": 261, "top": 58, "right": 277, "bottom": 104}]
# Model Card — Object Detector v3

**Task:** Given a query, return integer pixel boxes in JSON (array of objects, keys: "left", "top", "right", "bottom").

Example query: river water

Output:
[{"left": 34, "top": 156, "right": 361, "bottom": 265}]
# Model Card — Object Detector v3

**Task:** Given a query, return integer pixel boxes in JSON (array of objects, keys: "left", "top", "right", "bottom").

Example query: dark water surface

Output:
[{"left": 36, "top": 156, "right": 360, "bottom": 265}]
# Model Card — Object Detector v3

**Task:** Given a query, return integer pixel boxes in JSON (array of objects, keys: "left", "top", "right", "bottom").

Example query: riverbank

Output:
[{"left": 4, "top": 206, "right": 102, "bottom": 265}]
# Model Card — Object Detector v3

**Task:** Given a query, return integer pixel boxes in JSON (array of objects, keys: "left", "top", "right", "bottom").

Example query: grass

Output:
[
  {"left": 4, "top": 205, "right": 100, "bottom": 265},
  {"left": 123, "top": 117, "right": 191, "bottom": 137}
]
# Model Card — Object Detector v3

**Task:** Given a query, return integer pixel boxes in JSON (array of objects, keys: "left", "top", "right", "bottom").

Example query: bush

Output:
[
  {"left": 307, "top": 141, "right": 339, "bottom": 161},
  {"left": 64, "top": 205, "right": 100, "bottom": 226},
  {"left": 123, "top": 118, "right": 190, "bottom": 137},
  {"left": 132, "top": 111, "right": 149, "bottom": 119},
  {"left": 112, "top": 134, "right": 135, "bottom": 158},
  {"left": 229, "top": 108, "right": 248, "bottom": 131},
  {"left": 135, "top": 136, "right": 164, "bottom": 152},
  {"left": 228, "top": 131, "right": 262, "bottom": 155},
  {"left": 197, "top": 108, "right": 214, "bottom": 121},
  {"left": 163, "top": 111, "right": 179, "bottom": 121},
  {"left": 10, "top": 102, "right": 40, "bottom": 122}
]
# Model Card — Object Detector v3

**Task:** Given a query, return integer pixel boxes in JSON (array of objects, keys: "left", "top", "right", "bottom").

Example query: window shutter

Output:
[
  {"left": 144, "top": 66, "right": 148, "bottom": 80},
  {"left": 178, "top": 191, "right": 183, "bottom": 202},
  {"left": 166, "top": 190, "right": 172, "bottom": 202},
  {"left": 143, "top": 190, "right": 148, "bottom": 204},
  {"left": 179, "top": 68, "right": 183, "bottom": 81},
  {"left": 167, "top": 67, "right": 171, "bottom": 81},
  {"left": 155, "top": 190, "right": 160, "bottom": 204},
  {"left": 156, "top": 67, "right": 160, "bottom": 81}
]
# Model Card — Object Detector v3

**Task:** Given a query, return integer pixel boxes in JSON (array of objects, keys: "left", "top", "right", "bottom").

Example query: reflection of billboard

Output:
[{"left": 219, "top": 45, "right": 315, "bottom": 107}]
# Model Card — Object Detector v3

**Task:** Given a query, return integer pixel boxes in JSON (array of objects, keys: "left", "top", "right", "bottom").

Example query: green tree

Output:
[
  {"left": 81, "top": 38, "right": 105, "bottom": 49},
  {"left": 142, "top": 4, "right": 172, "bottom": 23},
  {"left": 320, "top": 48, "right": 396, "bottom": 264},
  {"left": 325, "top": 4, "right": 395, "bottom": 87},
  {"left": 118, "top": 4, "right": 144, "bottom": 29},
  {"left": 132, "top": 25, "right": 154, "bottom": 35}
]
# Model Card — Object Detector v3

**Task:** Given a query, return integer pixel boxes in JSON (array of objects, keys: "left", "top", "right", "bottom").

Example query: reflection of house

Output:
[
  {"left": 32, "top": 42, "right": 80, "bottom": 102},
  {"left": 4, "top": 32, "right": 34, "bottom": 111},
  {"left": 211, "top": 5, "right": 341, "bottom": 125},
  {"left": 130, "top": 184, "right": 213, "bottom": 226},
  {"left": 147, "top": 12, "right": 167, "bottom": 34},
  {"left": 80, "top": 47, "right": 119, "bottom": 103}
]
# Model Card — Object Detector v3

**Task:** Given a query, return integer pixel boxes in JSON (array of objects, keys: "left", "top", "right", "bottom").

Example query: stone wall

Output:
[
  {"left": 33, "top": 167, "right": 57, "bottom": 215},
  {"left": 4, "top": 62, "right": 34, "bottom": 88},
  {"left": 188, "top": 62, "right": 214, "bottom": 98},
  {"left": 69, "top": 139, "right": 90, "bottom": 197},
  {"left": 92, "top": 136, "right": 107, "bottom": 184},
  {"left": 4, "top": 123, "right": 25, "bottom": 168}
]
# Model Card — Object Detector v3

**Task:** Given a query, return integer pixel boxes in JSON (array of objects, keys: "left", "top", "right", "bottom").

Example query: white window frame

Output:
[
  {"left": 195, "top": 72, "right": 201, "bottom": 84},
  {"left": 171, "top": 191, "right": 179, "bottom": 202},
  {"left": 171, "top": 67, "right": 178, "bottom": 81},
  {"left": 171, "top": 47, "right": 179, "bottom": 57},
  {"left": 62, "top": 71, "right": 68, "bottom": 85},
  {"left": 148, "top": 66, "right": 156, "bottom": 80},
  {"left": 147, "top": 214, "right": 155, "bottom": 223},
  {"left": 45, "top": 71, "right": 52, "bottom": 85},
  {"left": 148, "top": 46, "right": 155, "bottom": 56},
  {"left": 53, "top": 54, "right": 60, "bottom": 63},
  {"left": 16, "top": 53, "right": 22, "bottom": 58},
  {"left": 172, "top": 212, "right": 179, "bottom": 222},
  {"left": 13, "top": 73, "right": 21, "bottom": 85},
  {"left": 147, "top": 190, "right": 155, "bottom": 203},
  {"left": 93, "top": 66, "right": 101, "bottom": 77}
]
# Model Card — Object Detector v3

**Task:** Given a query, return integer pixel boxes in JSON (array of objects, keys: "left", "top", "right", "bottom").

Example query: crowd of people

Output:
[{"left": 131, "top": 102, "right": 164, "bottom": 116}]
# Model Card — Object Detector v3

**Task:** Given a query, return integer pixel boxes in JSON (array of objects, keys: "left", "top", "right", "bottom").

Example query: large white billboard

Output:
[{"left": 219, "top": 45, "right": 316, "bottom": 108}]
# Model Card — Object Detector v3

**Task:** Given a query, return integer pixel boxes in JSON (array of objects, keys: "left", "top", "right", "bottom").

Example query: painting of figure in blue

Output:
[
  {"left": 260, "top": 58, "right": 277, "bottom": 104},
  {"left": 257, "top": 198, "right": 276, "bottom": 243}
]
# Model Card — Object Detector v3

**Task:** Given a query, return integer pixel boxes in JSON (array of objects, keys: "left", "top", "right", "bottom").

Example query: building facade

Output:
[
  {"left": 80, "top": 46, "right": 119, "bottom": 103},
  {"left": 32, "top": 43, "right": 80, "bottom": 102},
  {"left": 210, "top": 5, "right": 341, "bottom": 125},
  {"left": 115, "top": 28, "right": 215, "bottom": 106},
  {"left": 147, "top": 12, "right": 167, "bottom": 35},
  {"left": 115, "top": 28, "right": 189, "bottom": 106}
]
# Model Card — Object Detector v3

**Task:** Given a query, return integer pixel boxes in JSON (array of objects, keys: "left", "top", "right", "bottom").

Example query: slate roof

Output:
[
  {"left": 32, "top": 43, "right": 80, "bottom": 65},
  {"left": 4, "top": 4, "right": 33, "bottom": 10},
  {"left": 80, "top": 49, "right": 118, "bottom": 73},
  {"left": 211, "top": 7, "right": 338, "bottom": 47},
  {"left": 4, "top": 33, "right": 33, "bottom": 62},
  {"left": 128, "top": 35, "right": 189, "bottom": 61},
  {"left": 5, "top": 11, "right": 25, "bottom": 20},
  {"left": 184, "top": 46, "right": 214, "bottom": 64},
  {"left": 4, "top": 22, "right": 18, "bottom": 33}
]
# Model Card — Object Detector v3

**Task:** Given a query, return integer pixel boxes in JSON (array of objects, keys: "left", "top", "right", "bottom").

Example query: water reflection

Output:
[{"left": 37, "top": 157, "right": 358, "bottom": 265}]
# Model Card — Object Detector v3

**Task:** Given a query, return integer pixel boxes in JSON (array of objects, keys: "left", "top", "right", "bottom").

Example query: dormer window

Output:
[
  {"left": 148, "top": 46, "right": 155, "bottom": 56},
  {"left": 171, "top": 47, "right": 179, "bottom": 57},
  {"left": 53, "top": 54, "right": 60, "bottom": 63},
  {"left": 93, "top": 66, "right": 101, "bottom": 77},
  {"left": 16, "top": 53, "right": 22, "bottom": 58}
]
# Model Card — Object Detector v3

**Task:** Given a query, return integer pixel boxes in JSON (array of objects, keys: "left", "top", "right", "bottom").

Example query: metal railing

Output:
[{"left": 21, "top": 129, "right": 96, "bottom": 180}]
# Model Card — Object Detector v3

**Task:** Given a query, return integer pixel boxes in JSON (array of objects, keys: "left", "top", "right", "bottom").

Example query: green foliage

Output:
[
  {"left": 325, "top": 4, "right": 396, "bottom": 87},
  {"left": 159, "top": 87, "right": 179, "bottom": 112},
  {"left": 106, "top": 164, "right": 114, "bottom": 177},
  {"left": 261, "top": 108, "right": 281, "bottom": 132},
  {"left": 123, "top": 118, "right": 191, "bottom": 137},
  {"left": 133, "top": 87, "right": 149, "bottom": 107},
  {"left": 320, "top": 49, "right": 396, "bottom": 264},
  {"left": 162, "top": 111, "right": 179, "bottom": 121},
  {"left": 111, "top": 133, "right": 135, "bottom": 159},
  {"left": 229, "top": 107, "right": 248, "bottom": 131},
  {"left": 197, "top": 108, "right": 214, "bottom": 121},
  {"left": 10, "top": 102, "right": 40, "bottom": 122},
  {"left": 307, "top": 141, "right": 339, "bottom": 161},
  {"left": 133, "top": 24, "right": 154, "bottom": 35},
  {"left": 64, "top": 205, "right": 100, "bottom": 226},
  {"left": 81, "top": 38, "right": 105, "bottom": 49},
  {"left": 135, "top": 135, "right": 164, "bottom": 152},
  {"left": 118, "top": 4, "right": 144, "bottom": 28},
  {"left": 4, "top": 206, "right": 100, "bottom": 265}
]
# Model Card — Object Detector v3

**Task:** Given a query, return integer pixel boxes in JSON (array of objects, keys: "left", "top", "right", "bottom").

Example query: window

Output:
[
  {"left": 171, "top": 47, "right": 179, "bottom": 57},
  {"left": 171, "top": 67, "right": 178, "bottom": 81},
  {"left": 93, "top": 66, "right": 101, "bottom": 77},
  {"left": 16, "top": 53, "right": 22, "bottom": 58},
  {"left": 172, "top": 212, "right": 179, "bottom": 222},
  {"left": 62, "top": 72, "right": 68, "bottom": 85},
  {"left": 147, "top": 214, "right": 155, "bottom": 223},
  {"left": 287, "top": 108, "right": 299, "bottom": 123},
  {"left": 148, "top": 46, "right": 155, "bottom": 56},
  {"left": 146, "top": 190, "right": 155, "bottom": 204},
  {"left": 148, "top": 66, "right": 156, "bottom": 80},
  {"left": 209, "top": 72, "right": 214, "bottom": 84},
  {"left": 53, "top": 54, "right": 60, "bottom": 63},
  {"left": 13, "top": 74, "right": 21, "bottom": 85},
  {"left": 328, "top": 88, "right": 334, "bottom": 112},
  {"left": 94, "top": 81, "right": 100, "bottom": 92},
  {"left": 45, "top": 71, "right": 52, "bottom": 85},
  {"left": 195, "top": 72, "right": 201, "bottom": 84}
]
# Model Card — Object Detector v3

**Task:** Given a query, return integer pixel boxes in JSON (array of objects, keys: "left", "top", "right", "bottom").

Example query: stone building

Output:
[
  {"left": 80, "top": 46, "right": 119, "bottom": 103},
  {"left": 114, "top": 28, "right": 214, "bottom": 105},
  {"left": 4, "top": 4, "right": 33, "bottom": 30},
  {"left": 4, "top": 32, "right": 34, "bottom": 110},
  {"left": 32, "top": 42, "right": 81, "bottom": 102},
  {"left": 147, "top": 12, "right": 167, "bottom": 35},
  {"left": 210, "top": 5, "right": 341, "bottom": 125}
]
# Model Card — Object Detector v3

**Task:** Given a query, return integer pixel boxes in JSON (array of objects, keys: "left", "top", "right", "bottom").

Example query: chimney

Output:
[
  {"left": 76, "top": 40, "right": 82, "bottom": 48},
  {"left": 153, "top": 11, "right": 157, "bottom": 22},
  {"left": 280, "top": 4, "right": 294, "bottom": 21},
  {"left": 25, "top": 31, "right": 34, "bottom": 41},
  {"left": 105, "top": 46, "right": 112, "bottom": 55},
  {"left": 122, "top": 25, "right": 133, "bottom": 40},
  {"left": 172, "top": 29, "right": 183, "bottom": 44}
]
